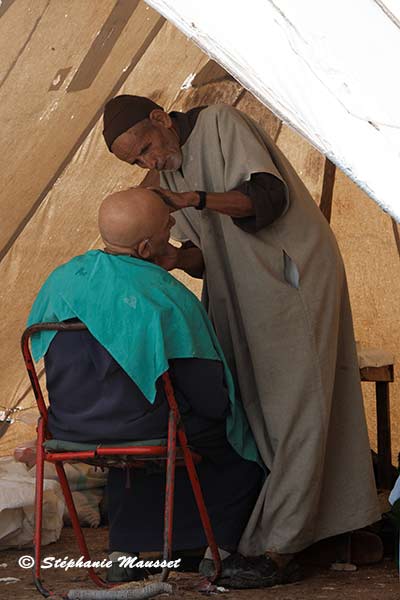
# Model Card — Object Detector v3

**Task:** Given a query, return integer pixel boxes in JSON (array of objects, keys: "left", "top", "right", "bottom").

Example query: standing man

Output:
[{"left": 102, "top": 95, "right": 380, "bottom": 581}]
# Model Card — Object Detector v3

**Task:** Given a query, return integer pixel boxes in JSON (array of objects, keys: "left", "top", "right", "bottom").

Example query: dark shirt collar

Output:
[{"left": 170, "top": 106, "right": 207, "bottom": 146}]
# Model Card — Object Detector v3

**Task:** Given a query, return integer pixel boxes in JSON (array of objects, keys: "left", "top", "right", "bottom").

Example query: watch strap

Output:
[{"left": 195, "top": 190, "right": 207, "bottom": 210}]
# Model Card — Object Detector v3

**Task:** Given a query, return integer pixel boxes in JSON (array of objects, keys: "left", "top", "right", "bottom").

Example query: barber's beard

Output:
[{"left": 163, "top": 150, "right": 182, "bottom": 172}]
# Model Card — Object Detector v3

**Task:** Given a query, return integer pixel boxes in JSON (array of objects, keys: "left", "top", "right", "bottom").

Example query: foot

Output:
[
  {"left": 265, "top": 551, "right": 294, "bottom": 568},
  {"left": 252, "top": 554, "right": 302, "bottom": 586},
  {"left": 106, "top": 562, "right": 148, "bottom": 583},
  {"left": 199, "top": 552, "right": 299, "bottom": 589}
]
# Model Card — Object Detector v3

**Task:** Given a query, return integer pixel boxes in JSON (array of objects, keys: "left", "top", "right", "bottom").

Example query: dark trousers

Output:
[{"left": 108, "top": 431, "right": 263, "bottom": 552}]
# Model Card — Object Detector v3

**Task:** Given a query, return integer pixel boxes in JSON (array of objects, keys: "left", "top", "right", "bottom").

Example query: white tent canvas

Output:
[{"left": 146, "top": 0, "right": 400, "bottom": 221}]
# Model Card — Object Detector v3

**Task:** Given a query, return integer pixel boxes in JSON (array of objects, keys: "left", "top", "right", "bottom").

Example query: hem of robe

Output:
[{"left": 238, "top": 504, "right": 381, "bottom": 556}]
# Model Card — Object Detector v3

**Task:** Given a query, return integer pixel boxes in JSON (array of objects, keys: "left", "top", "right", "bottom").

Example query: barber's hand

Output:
[
  {"left": 153, "top": 243, "right": 180, "bottom": 271},
  {"left": 148, "top": 187, "right": 198, "bottom": 212}
]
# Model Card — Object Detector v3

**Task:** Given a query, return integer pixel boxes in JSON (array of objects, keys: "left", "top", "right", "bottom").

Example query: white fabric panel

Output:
[{"left": 145, "top": 0, "right": 400, "bottom": 221}]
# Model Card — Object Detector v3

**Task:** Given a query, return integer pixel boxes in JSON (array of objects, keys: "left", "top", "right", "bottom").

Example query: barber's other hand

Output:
[
  {"left": 153, "top": 243, "right": 179, "bottom": 271},
  {"left": 148, "top": 187, "right": 198, "bottom": 212}
]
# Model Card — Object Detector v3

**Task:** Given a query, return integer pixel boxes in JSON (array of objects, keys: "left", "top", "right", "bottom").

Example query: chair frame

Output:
[{"left": 21, "top": 322, "right": 221, "bottom": 597}]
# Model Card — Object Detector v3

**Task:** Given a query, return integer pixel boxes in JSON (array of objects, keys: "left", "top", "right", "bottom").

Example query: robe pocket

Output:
[{"left": 283, "top": 251, "right": 300, "bottom": 289}]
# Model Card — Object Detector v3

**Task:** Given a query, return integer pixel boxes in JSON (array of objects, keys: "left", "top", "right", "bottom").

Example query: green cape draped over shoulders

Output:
[{"left": 27, "top": 250, "right": 260, "bottom": 465}]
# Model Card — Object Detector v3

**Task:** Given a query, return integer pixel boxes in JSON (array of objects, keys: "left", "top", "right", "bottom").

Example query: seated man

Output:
[{"left": 27, "top": 188, "right": 268, "bottom": 588}]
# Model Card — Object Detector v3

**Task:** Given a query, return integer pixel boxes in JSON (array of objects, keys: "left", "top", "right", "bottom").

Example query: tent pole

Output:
[{"left": 319, "top": 158, "right": 336, "bottom": 223}]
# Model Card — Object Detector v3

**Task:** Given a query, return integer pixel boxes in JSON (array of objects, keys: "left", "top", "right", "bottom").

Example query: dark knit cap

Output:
[{"left": 102, "top": 95, "right": 163, "bottom": 151}]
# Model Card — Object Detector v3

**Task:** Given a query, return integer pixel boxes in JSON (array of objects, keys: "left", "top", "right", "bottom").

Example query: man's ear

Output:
[
  {"left": 136, "top": 239, "right": 152, "bottom": 260},
  {"left": 149, "top": 109, "right": 172, "bottom": 129}
]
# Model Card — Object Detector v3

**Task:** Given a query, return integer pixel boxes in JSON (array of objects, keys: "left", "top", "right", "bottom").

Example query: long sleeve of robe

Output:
[{"left": 160, "top": 104, "right": 380, "bottom": 555}]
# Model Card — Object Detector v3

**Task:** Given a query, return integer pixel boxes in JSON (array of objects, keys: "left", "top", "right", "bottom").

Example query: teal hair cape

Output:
[{"left": 28, "top": 250, "right": 260, "bottom": 465}]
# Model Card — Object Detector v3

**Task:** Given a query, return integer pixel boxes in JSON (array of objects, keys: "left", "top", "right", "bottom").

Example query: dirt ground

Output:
[{"left": 0, "top": 527, "right": 398, "bottom": 600}]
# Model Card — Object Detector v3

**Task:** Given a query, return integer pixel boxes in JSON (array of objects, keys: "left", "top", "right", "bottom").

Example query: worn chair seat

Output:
[
  {"left": 43, "top": 437, "right": 183, "bottom": 470},
  {"left": 44, "top": 438, "right": 167, "bottom": 452}
]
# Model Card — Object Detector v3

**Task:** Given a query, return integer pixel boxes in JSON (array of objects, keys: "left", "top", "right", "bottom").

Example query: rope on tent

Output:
[
  {"left": 0, "top": 403, "right": 38, "bottom": 439},
  {"left": 66, "top": 582, "right": 173, "bottom": 599},
  {"left": 0, "top": 364, "right": 46, "bottom": 439},
  {"left": 0, "top": 416, "right": 12, "bottom": 439}
]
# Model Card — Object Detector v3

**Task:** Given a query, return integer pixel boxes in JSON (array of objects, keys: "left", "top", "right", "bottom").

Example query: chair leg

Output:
[
  {"left": 178, "top": 433, "right": 222, "bottom": 582},
  {"left": 161, "top": 372, "right": 221, "bottom": 582},
  {"left": 54, "top": 462, "right": 110, "bottom": 589},
  {"left": 161, "top": 409, "right": 177, "bottom": 582},
  {"left": 33, "top": 419, "right": 49, "bottom": 597}
]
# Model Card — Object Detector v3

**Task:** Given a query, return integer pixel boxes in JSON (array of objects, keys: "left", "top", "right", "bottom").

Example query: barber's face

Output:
[{"left": 111, "top": 113, "right": 182, "bottom": 172}]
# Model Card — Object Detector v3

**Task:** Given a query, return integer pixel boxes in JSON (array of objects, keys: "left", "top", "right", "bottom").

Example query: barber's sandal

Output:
[
  {"left": 253, "top": 553, "right": 302, "bottom": 586},
  {"left": 199, "top": 552, "right": 299, "bottom": 589}
]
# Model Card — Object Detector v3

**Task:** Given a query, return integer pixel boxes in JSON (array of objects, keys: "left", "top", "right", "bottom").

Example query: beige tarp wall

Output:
[{"left": 0, "top": 1, "right": 398, "bottom": 464}]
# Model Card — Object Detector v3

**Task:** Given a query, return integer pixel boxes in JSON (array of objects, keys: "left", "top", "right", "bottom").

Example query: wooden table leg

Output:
[{"left": 376, "top": 381, "right": 393, "bottom": 489}]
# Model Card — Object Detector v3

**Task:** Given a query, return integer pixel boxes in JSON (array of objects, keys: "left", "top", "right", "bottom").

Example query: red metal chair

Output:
[{"left": 21, "top": 321, "right": 221, "bottom": 597}]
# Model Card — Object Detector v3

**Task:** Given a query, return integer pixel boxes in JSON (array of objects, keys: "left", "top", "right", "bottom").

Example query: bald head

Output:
[{"left": 99, "top": 188, "right": 171, "bottom": 257}]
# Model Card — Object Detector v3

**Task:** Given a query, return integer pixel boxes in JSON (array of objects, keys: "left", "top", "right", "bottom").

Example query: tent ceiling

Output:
[{"left": 145, "top": 0, "right": 400, "bottom": 222}]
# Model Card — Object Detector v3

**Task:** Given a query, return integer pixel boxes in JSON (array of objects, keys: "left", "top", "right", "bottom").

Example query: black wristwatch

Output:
[{"left": 195, "top": 190, "right": 207, "bottom": 210}]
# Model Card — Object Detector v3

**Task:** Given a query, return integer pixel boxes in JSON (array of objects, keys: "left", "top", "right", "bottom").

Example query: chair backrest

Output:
[
  {"left": 21, "top": 322, "right": 88, "bottom": 428},
  {"left": 21, "top": 321, "right": 181, "bottom": 436}
]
